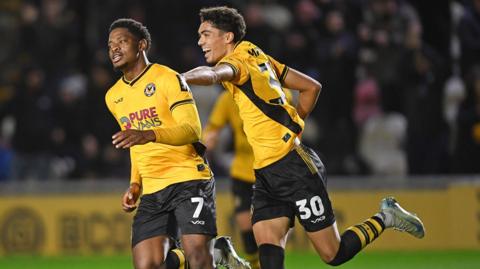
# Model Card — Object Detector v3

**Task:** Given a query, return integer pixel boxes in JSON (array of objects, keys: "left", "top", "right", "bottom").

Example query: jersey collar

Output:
[{"left": 122, "top": 63, "right": 153, "bottom": 86}]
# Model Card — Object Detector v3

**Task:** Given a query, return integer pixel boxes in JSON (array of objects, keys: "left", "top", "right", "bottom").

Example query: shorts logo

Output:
[
  {"left": 190, "top": 220, "right": 205, "bottom": 225},
  {"left": 310, "top": 216, "right": 326, "bottom": 224},
  {"left": 144, "top": 83, "right": 156, "bottom": 97}
]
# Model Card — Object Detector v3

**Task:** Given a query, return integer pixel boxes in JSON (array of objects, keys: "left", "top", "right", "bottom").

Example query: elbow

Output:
[
  {"left": 186, "top": 124, "right": 202, "bottom": 144},
  {"left": 192, "top": 125, "right": 202, "bottom": 142}
]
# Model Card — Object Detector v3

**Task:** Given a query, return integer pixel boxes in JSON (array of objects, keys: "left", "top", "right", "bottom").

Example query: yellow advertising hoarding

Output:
[{"left": 0, "top": 184, "right": 479, "bottom": 256}]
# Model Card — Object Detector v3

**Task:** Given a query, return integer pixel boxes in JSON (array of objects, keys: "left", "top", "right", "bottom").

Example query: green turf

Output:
[
  {"left": 1, "top": 250, "right": 479, "bottom": 269},
  {"left": 285, "top": 250, "right": 480, "bottom": 269}
]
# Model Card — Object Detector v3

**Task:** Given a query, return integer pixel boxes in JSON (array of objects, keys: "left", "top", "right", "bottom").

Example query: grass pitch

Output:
[{"left": 1, "top": 250, "right": 479, "bottom": 269}]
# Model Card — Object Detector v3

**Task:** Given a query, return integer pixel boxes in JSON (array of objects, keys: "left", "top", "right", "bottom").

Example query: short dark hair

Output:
[
  {"left": 199, "top": 6, "right": 246, "bottom": 43},
  {"left": 109, "top": 18, "right": 152, "bottom": 51}
]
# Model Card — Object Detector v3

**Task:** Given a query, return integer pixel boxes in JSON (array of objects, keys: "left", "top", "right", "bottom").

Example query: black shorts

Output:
[
  {"left": 231, "top": 178, "right": 254, "bottom": 213},
  {"left": 131, "top": 179, "right": 217, "bottom": 247},
  {"left": 252, "top": 144, "right": 335, "bottom": 232}
]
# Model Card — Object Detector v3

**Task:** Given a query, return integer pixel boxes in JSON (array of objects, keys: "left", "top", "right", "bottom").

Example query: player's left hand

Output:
[{"left": 112, "top": 129, "right": 155, "bottom": 149}]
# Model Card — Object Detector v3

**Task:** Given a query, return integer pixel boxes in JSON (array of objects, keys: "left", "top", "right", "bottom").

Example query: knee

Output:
[
  {"left": 319, "top": 249, "right": 338, "bottom": 264},
  {"left": 186, "top": 249, "right": 213, "bottom": 269}
]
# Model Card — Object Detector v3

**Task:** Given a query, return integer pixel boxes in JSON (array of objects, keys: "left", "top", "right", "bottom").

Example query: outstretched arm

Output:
[
  {"left": 182, "top": 64, "right": 236, "bottom": 85},
  {"left": 282, "top": 68, "right": 322, "bottom": 120}
]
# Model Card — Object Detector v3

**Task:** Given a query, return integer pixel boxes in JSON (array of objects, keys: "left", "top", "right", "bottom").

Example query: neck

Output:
[
  {"left": 123, "top": 52, "right": 150, "bottom": 81},
  {"left": 226, "top": 42, "right": 238, "bottom": 54}
]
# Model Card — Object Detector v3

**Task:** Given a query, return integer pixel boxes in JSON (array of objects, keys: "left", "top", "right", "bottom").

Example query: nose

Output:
[
  {"left": 197, "top": 36, "right": 203, "bottom": 46},
  {"left": 110, "top": 43, "right": 120, "bottom": 53}
]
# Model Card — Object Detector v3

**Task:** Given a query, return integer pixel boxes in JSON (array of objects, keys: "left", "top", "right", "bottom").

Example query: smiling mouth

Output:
[
  {"left": 203, "top": 49, "right": 211, "bottom": 58},
  {"left": 112, "top": 53, "right": 123, "bottom": 63}
]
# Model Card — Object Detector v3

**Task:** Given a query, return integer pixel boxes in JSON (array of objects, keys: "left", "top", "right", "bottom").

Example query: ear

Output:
[
  {"left": 224, "top": 32, "right": 234, "bottom": 44},
  {"left": 138, "top": 39, "right": 148, "bottom": 52}
]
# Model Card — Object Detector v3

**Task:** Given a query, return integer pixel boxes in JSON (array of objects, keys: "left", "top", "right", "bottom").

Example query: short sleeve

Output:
[
  {"left": 267, "top": 55, "right": 289, "bottom": 83},
  {"left": 218, "top": 53, "right": 249, "bottom": 85},
  {"left": 162, "top": 72, "right": 196, "bottom": 113}
]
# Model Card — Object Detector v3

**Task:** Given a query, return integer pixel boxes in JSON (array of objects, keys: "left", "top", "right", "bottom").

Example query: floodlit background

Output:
[{"left": 0, "top": 0, "right": 479, "bottom": 268}]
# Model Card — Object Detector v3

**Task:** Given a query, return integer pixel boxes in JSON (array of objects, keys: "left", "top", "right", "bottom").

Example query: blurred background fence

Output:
[{"left": 1, "top": 175, "right": 479, "bottom": 256}]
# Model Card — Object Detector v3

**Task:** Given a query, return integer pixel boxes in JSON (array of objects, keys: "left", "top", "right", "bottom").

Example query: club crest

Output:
[{"left": 144, "top": 83, "right": 156, "bottom": 97}]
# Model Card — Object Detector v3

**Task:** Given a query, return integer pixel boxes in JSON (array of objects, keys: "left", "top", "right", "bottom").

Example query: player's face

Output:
[
  {"left": 197, "top": 21, "right": 230, "bottom": 65},
  {"left": 108, "top": 28, "right": 140, "bottom": 71}
]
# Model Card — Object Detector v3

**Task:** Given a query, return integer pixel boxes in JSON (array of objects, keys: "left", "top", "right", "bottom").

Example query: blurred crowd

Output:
[{"left": 0, "top": 0, "right": 479, "bottom": 181}]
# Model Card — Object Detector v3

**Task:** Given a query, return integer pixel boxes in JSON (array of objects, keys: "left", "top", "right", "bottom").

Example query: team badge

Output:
[{"left": 144, "top": 83, "right": 156, "bottom": 97}]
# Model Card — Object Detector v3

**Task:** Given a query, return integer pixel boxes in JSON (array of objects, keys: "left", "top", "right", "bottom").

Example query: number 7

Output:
[{"left": 191, "top": 197, "right": 204, "bottom": 218}]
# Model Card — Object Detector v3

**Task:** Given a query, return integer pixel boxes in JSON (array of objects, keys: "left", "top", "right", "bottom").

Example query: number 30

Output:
[{"left": 296, "top": 196, "right": 324, "bottom": 220}]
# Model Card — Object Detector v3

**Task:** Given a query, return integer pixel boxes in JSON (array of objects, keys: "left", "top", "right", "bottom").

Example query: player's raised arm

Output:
[
  {"left": 282, "top": 67, "right": 322, "bottom": 120},
  {"left": 182, "top": 64, "right": 236, "bottom": 86}
]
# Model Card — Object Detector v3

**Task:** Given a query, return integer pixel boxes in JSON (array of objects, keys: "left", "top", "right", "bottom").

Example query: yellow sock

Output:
[{"left": 346, "top": 216, "right": 384, "bottom": 248}]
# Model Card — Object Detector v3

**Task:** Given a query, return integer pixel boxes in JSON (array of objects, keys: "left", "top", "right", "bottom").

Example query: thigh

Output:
[
  {"left": 251, "top": 185, "right": 295, "bottom": 227},
  {"left": 132, "top": 193, "right": 177, "bottom": 248},
  {"left": 181, "top": 234, "right": 215, "bottom": 269},
  {"left": 257, "top": 144, "right": 336, "bottom": 232},
  {"left": 132, "top": 235, "right": 171, "bottom": 269},
  {"left": 252, "top": 217, "right": 291, "bottom": 247},
  {"left": 175, "top": 179, "right": 217, "bottom": 236},
  {"left": 181, "top": 233, "right": 214, "bottom": 255},
  {"left": 306, "top": 223, "right": 341, "bottom": 262}
]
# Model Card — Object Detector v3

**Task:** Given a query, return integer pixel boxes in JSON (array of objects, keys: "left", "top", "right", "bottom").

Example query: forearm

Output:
[
  {"left": 182, "top": 66, "right": 219, "bottom": 85},
  {"left": 152, "top": 123, "right": 201, "bottom": 146},
  {"left": 296, "top": 85, "right": 321, "bottom": 119}
]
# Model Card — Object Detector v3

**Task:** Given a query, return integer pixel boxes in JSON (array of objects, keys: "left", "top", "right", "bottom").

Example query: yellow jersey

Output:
[
  {"left": 206, "top": 91, "right": 255, "bottom": 182},
  {"left": 218, "top": 41, "right": 304, "bottom": 169},
  {"left": 105, "top": 63, "right": 212, "bottom": 194}
]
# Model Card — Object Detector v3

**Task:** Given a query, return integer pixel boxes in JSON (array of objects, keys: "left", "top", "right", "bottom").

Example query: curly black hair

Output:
[
  {"left": 109, "top": 18, "right": 152, "bottom": 51},
  {"left": 199, "top": 6, "right": 246, "bottom": 43}
]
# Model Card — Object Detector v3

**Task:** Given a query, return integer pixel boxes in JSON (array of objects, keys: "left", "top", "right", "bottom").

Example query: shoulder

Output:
[
  {"left": 150, "top": 63, "right": 189, "bottom": 92},
  {"left": 150, "top": 63, "right": 178, "bottom": 78},
  {"left": 220, "top": 41, "right": 269, "bottom": 67},
  {"left": 105, "top": 78, "right": 123, "bottom": 99}
]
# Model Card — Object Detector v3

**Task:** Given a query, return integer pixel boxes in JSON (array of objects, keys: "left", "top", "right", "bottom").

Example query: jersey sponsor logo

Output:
[
  {"left": 190, "top": 220, "right": 205, "bottom": 225},
  {"left": 120, "top": 106, "right": 162, "bottom": 130},
  {"left": 144, "top": 83, "right": 156, "bottom": 97}
]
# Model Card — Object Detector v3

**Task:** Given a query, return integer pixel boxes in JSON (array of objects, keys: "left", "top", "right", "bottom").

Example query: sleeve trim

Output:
[
  {"left": 169, "top": 99, "right": 194, "bottom": 111},
  {"left": 219, "top": 62, "right": 238, "bottom": 79},
  {"left": 279, "top": 66, "right": 289, "bottom": 83}
]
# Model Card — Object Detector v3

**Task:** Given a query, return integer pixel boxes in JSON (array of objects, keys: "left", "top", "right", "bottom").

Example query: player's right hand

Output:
[{"left": 122, "top": 183, "right": 141, "bottom": 212}]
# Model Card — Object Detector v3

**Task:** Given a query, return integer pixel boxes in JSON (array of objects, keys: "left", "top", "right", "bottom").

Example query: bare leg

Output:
[
  {"left": 181, "top": 234, "right": 215, "bottom": 269},
  {"left": 132, "top": 235, "right": 170, "bottom": 269},
  {"left": 307, "top": 222, "right": 341, "bottom": 262},
  {"left": 252, "top": 217, "right": 290, "bottom": 269}
]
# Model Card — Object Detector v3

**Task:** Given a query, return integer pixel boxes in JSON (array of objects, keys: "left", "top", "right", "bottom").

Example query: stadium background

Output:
[{"left": 0, "top": 0, "right": 480, "bottom": 268}]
